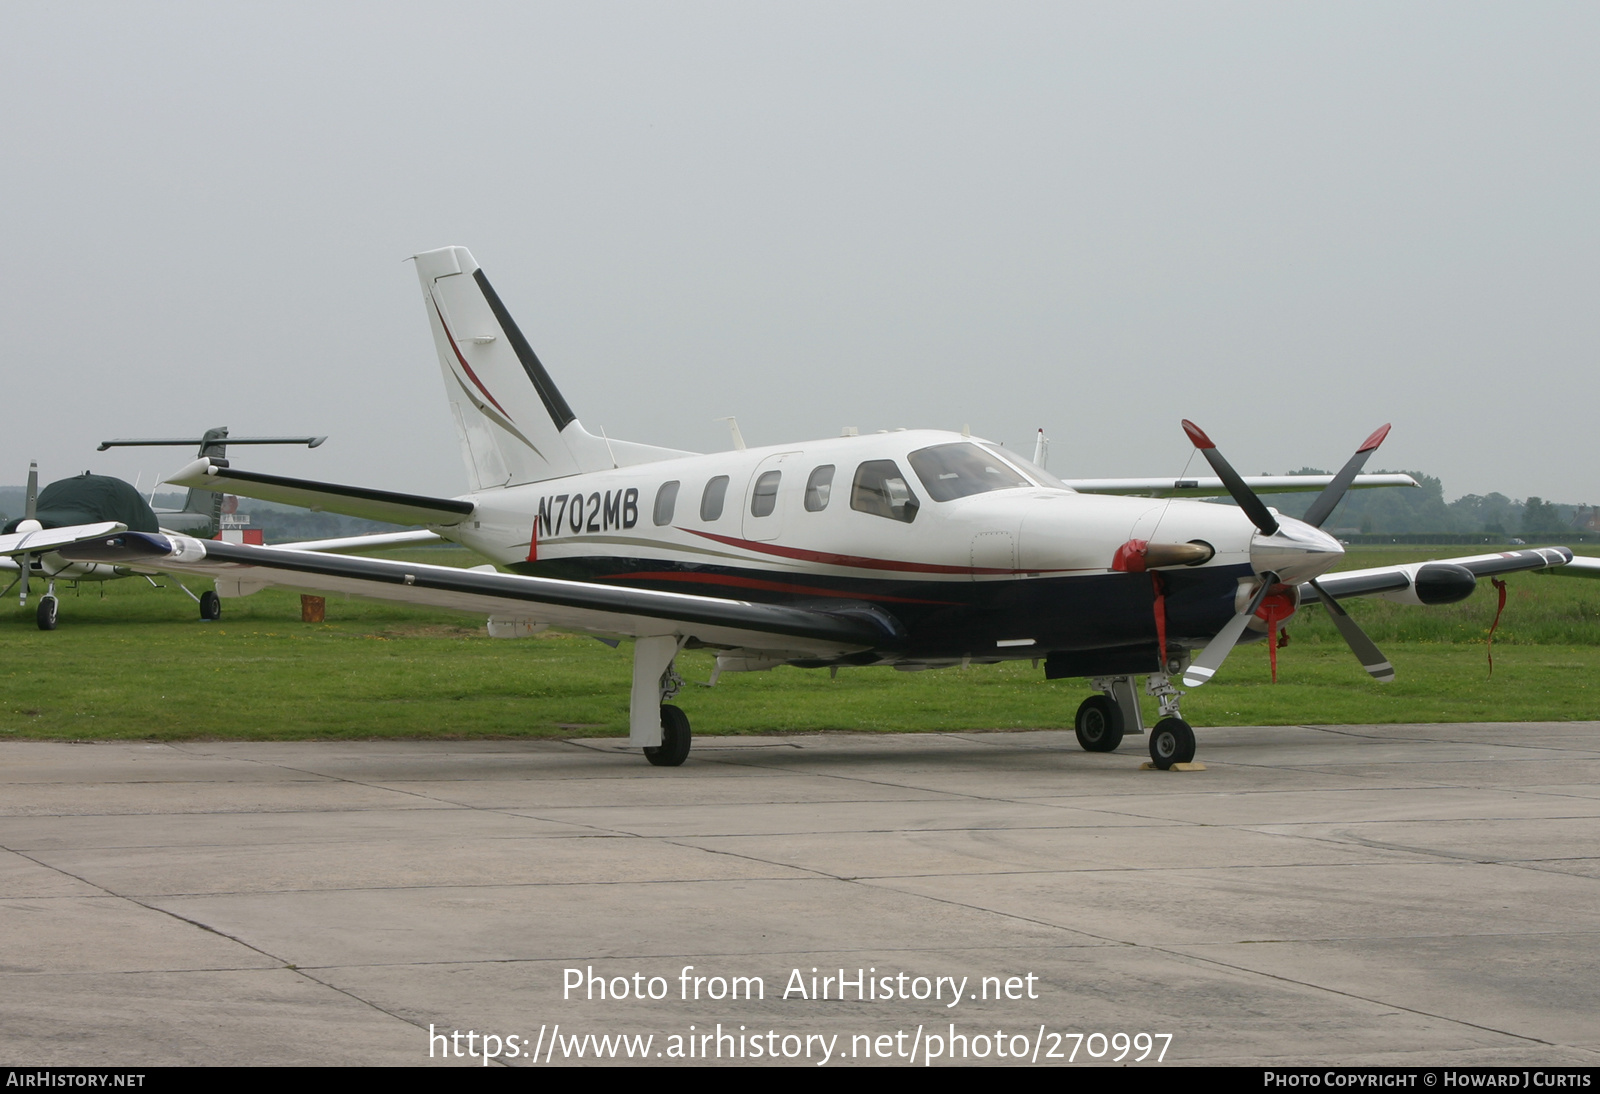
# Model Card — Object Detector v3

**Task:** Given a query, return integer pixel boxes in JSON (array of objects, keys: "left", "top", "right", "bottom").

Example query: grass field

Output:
[{"left": 3, "top": 546, "right": 1597, "bottom": 739}]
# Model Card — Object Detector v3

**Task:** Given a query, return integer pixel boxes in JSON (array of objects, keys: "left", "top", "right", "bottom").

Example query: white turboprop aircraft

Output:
[{"left": 61, "top": 246, "right": 1598, "bottom": 768}]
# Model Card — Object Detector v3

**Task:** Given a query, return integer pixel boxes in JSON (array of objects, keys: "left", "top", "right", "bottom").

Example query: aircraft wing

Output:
[
  {"left": 165, "top": 458, "right": 474, "bottom": 527},
  {"left": 1064, "top": 473, "right": 1419, "bottom": 497},
  {"left": 0, "top": 522, "right": 128, "bottom": 558},
  {"left": 1300, "top": 546, "right": 1589, "bottom": 603},
  {"left": 58, "top": 532, "right": 897, "bottom": 655},
  {"left": 1554, "top": 554, "right": 1600, "bottom": 578}
]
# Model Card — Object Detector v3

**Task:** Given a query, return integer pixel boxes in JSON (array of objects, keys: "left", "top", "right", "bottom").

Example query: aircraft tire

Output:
[
  {"left": 36, "top": 596, "right": 58, "bottom": 631},
  {"left": 1149, "top": 717, "right": 1196, "bottom": 769},
  {"left": 199, "top": 590, "right": 222, "bottom": 621},
  {"left": 645, "top": 704, "right": 691, "bottom": 767},
  {"left": 1074, "top": 694, "right": 1124, "bottom": 752}
]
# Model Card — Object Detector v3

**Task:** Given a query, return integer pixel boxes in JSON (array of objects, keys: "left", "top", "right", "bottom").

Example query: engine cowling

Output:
[{"left": 1378, "top": 563, "right": 1477, "bottom": 606}]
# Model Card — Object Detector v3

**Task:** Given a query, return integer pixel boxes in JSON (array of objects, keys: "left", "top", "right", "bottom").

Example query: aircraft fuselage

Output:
[{"left": 437, "top": 428, "right": 1342, "bottom": 667}]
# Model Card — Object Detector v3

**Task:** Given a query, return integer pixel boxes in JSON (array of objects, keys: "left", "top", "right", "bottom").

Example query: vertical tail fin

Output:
[
  {"left": 413, "top": 246, "right": 691, "bottom": 490},
  {"left": 179, "top": 427, "right": 231, "bottom": 528}
]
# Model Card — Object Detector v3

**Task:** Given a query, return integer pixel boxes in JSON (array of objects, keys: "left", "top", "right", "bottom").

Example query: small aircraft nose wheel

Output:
[
  {"left": 1148, "top": 717, "right": 1196, "bottom": 769},
  {"left": 36, "top": 596, "right": 59, "bottom": 631},
  {"left": 1074, "top": 694, "right": 1124, "bottom": 752},
  {"left": 199, "top": 590, "right": 222, "bottom": 621},
  {"left": 645, "top": 704, "right": 691, "bottom": 767}
]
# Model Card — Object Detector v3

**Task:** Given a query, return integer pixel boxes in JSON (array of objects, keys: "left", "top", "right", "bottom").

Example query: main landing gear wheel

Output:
[
  {"left": 1074, "top": 694, "right": 1124, "bottom": 752},
  {"left": 199, "top": 590, "right": 222, "bottom": 621},
  {"left": 1148, "top": 717, "right": 1196, "bottom": 770},
  {"left": 645, "top": 704, "right": 691, "bottom": 767},
  {"left": 36, "top": 596, "right": 58, "bottom": 631}
]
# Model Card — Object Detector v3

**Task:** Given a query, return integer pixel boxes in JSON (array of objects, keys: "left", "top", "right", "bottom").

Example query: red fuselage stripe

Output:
[{"left": 682, "top": 528, "right": 1084, "bottom": 576}]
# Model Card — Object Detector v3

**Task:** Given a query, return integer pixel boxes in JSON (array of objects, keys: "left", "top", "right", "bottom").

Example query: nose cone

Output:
[{"left": 1250, "top": 516, "right": 1343, "bottom": 583}]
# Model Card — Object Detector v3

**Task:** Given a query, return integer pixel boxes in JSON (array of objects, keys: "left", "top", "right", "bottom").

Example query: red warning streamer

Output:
[
  {"left": 1487, "top": 577, "right": 1508, "bottom": 676},
  {"left": 1151, "top": 572, "right": 1168, "bottom": 669},
  {"left": 1256, "top": 587, "right": 1296, "bottom": 683}
]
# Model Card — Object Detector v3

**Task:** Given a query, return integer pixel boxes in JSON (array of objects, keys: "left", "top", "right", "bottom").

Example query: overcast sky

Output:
[{"left": 3, "top": 3, "right": 1595, "bottom": 505}]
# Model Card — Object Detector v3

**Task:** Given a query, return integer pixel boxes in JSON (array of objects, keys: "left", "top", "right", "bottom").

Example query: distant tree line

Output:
[{"left": 1258, "top": 470, "right": 1591, "bottom": 537}]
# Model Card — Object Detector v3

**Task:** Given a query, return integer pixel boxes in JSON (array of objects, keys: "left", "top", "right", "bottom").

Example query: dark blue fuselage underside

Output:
[{"left": 509, "top": 555, "right": 1251, "bottom": 661}]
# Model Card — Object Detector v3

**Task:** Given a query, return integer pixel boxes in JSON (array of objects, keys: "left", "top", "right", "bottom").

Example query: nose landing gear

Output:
[{"left": 1148, "top": 716, "right": 1197, "bottom": 768}]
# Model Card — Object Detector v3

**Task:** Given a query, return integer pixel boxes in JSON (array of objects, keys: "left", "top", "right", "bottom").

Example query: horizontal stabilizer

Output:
[
  {"left": 1066, "top": 473, "right": 1419, "bottom": 498},
  {"left": 99, "top": 436, "right": 326, "bottom": 451},
  {"left": 165, "top": 459, "right": 474, "bottom": 527}
]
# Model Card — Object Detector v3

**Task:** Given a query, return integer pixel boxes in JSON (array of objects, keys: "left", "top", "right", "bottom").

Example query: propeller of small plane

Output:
[
  {"left": 9, "top": 461, "right": 40, "bottom": 606},
  {"left": 1178, "top": 421, "right": 1396, "bottom": 688}
]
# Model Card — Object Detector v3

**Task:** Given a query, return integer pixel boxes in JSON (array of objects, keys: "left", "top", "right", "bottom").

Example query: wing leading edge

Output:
[{"left": 1302, "top": 546, "right": 1588, "bottom": 604}]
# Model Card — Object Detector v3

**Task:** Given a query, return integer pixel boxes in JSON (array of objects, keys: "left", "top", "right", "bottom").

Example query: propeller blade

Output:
[
  {"left": 1183, "top": 574, "right": 1277, "bottom": 687},
  {"left": 1181, "top": 421, "right": 1279, "bottom": 536},
  {"left": 1308, "top": 579, "right": 1394, "bottom": 683},
  {"left": 1301, "top": 424, "right": 1391, "bottom": 529},
  {"left": 19, "top": 460, "right": 39, "bottom": 604}
]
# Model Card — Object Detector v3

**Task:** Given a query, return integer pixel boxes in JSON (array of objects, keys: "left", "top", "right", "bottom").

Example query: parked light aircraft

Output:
[
  {"left": 3, "top": 430, "right": 328, "bottom": 628},
  {"left": 62, "top": 246, "right": 1599, "bottom": 767}
]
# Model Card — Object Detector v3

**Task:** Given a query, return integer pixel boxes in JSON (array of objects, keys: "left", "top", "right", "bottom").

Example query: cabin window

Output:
[
  {"left": 908, "top": 443, "right": 1033, "bottom": 502},
  {"left": 700, "top": 476, "right": 730, "bottom": 521},
  {"left": 750, "top": 471, "right": 781, "bottom": 517},
  {"left": 653, "top": 481, "right": 680, "bottom": 526},
  {"left": 805, "top": 465, "right": 835, "bottom": 512},
  {"left": 851, "top": 460, "right": 919, "bottom": 523}
]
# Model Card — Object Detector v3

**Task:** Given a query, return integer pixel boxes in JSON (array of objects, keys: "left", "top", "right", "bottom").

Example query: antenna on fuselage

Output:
[{"left": 715, "top": 417, "right": 747, "bottom": 451}]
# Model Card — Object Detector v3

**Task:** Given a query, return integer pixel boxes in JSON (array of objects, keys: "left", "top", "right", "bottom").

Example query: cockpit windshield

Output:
[
  {"left": 978, "top": 444, "right": 1072, "bottom": 491},
  {"left": 908, "top": 443, "right": 1034, "bottom": 502}
]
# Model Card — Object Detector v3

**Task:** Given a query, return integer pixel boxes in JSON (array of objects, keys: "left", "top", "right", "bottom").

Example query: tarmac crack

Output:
[
  {"left": 1153, "top": 944, "right": 1600, "bottom": 1059},
  {"left": 2, "top": 844, "right": 471, "bottom": 1055}
]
